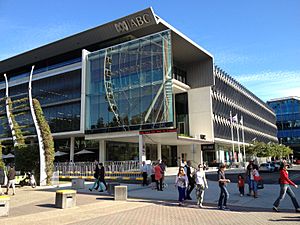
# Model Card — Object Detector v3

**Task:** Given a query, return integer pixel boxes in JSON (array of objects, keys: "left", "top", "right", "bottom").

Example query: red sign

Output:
[{"left": 139, "top": 128, "right": 177, "bottom": 135}]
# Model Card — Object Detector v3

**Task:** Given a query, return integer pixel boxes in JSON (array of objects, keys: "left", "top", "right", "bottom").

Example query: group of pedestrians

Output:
[
  {"left": 172, "top": 159, "right": 300, "bottom": 213},
  {"left": 140, "top": 160, "right": 166, "bottom": 191},
  {"left": 175, "top": 161, "right": 208, "bottom": 207},
  {"left": 89, "top": 161, "right": 107, "bottom": 192}
]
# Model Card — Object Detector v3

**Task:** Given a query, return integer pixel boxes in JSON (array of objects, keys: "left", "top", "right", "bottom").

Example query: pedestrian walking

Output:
[
  {"left": 154, "top": 162, "right": 163, "bottom": 191},
  {"left": 217, "top": 164, "right": 230, "bottom": 210},
  {"left": 273, "top": 162, "right": 300, "bottom": 213},
  {"left": 246, "top": 160, "right": 255, "bottom": 196},
  {"left": 175, "top": 166, "right": 188, "bottom": 206},
  {"left": 89, "top": 162, "right": 100, "bottom": 191},
  {"left": 98, "top": 163, "right": 107, "bottom": 191},
  {"left": 0, "top": 166, "right": 6, "bottom": 195},
  {"left": 195, "top": 163, "right": 208, "bottom": 208},
  {"left": 159, "top": 160, "right": 166, "bottom": 189},
  {"left": 237, "top": 174, "right": 245, "bottom": 196},
  {"left": 5, "top": 164, "right": 16, "bottom": 195},
  {"left": 150, "top": 162, "right": 156, "bottom": 190},
  {"left": 140, "top": 161, "right": 148, "bottom": 186},
  {"left": 252, "top": 165, "right": 260, "bottom": 198},
  {"left": 185, "top": 160, "right": 195, "bottom": 200}
]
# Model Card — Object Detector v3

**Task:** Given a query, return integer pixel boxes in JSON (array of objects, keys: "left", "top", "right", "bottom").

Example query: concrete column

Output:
[
  {"left": 99, "top": 140, "right": 106, "bottom": 163},
  {"left": 70, "top": 137, "right": 75, "bottom": 162},
  {"left": 139, "top": 134, "right": 146, "bottom": 162},
  {"left": 199, "top": 146, "right": 203, "bottom": 164},
  {"left": 157, "top": 143, "right": 162, "bottom": 161}
]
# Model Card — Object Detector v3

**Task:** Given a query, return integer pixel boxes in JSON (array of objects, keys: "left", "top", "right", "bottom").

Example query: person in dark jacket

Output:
[
  {"left": 98, "top": 163, "right": 107, "bottom": 191},
  {"left": 185, "top": 160, "right": 195, "bottom": 200},
  {"left": 218, "top": 164, "right": 231, "bottom": 210},
  {"left": 273, "top": 162, "right": 300, "bottom": 212},
  {"left": 89, "top": 162, "right": 100, "bottom": 191},
  {"left": 5, "top": 164, "right": 16, "bottom": 195},
  {"left": 0, "top": 167, "right": 6, "bottom": 195}
]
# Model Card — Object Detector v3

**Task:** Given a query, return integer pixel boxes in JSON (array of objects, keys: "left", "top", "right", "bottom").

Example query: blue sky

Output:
[{"left": 0, "top": 0, "right": 299, "bottom": 101}]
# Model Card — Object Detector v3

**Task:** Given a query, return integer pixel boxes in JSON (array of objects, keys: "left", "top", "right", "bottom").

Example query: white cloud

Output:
[
  {"left": 237, "top": 70, "right": 300, "bottom": 82},
  {"left": 235, "top": 70, "right": 300, "bottom": 101}
]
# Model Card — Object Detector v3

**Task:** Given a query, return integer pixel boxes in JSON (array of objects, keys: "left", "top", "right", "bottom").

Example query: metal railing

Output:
[{"left": 54, "top": 161, "right": 141, "bottom": 178}]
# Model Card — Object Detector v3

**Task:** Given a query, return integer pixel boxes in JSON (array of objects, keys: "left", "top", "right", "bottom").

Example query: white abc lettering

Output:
[
  {"left": 143, "top": 14, "right": 151, "bottom": 23},
  {"left": 135, "top": 16, "right": 144, "bottom": 26},
  {"left": 114, "top": 21, "right": 129, "bottom": 33},
  {"left": 130, "top": 18, "right": 138, "bottom": 28}
]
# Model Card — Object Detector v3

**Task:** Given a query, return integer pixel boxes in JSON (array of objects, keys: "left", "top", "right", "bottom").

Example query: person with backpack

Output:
[{"left": 273, "top": 162, "right": 300, "bottom": 212}]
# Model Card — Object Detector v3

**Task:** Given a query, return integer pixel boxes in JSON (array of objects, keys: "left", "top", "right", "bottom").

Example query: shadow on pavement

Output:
[
  {"left": 96, "top": 197, "right": 114, "bottom": 201},
  {"left": 127, "top": 198, "right": 290, "bottom": 214},
  {"left": 269, "top": 216, "right": 300, "bottom": 222},
  {"left": 36, "top": 203, "right": 57, "bottom": 208}
]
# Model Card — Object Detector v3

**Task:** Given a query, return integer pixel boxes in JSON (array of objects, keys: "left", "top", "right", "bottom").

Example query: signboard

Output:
[
  {"left": 112, "top": 8, "right": 156, "bottom": 34},
  {"left": 114, "top": 13, "right": 152, "bottom": 33},
  {"left": 201, "top": 144, "right": 215, "bottom": 151},
  {"left": 139, "top": 128, "right": 177, "bottom": 135}
]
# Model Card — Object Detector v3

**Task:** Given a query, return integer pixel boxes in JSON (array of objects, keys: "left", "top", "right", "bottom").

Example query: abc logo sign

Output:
[{"left": 114, "top": 14, "right": 151, "bottom": 33}]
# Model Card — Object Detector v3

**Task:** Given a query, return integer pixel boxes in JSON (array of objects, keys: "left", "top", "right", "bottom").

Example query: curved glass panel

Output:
[{"left": 86, "top": 31, "right": 173, "bottom": 133}]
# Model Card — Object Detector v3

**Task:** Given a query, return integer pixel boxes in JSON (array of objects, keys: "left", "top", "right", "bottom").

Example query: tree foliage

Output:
[
  {"left": 0, "top": 142, "right": 5, "bottom": 169},
  {"left": 7, "top": 97, "right": 25, "bottom": 146},
  {"left": 33, "top": 99, "right": 55, "bottom": 185},
  {"left": 246, "top": 141, "right": 293, "bottom": 159}
]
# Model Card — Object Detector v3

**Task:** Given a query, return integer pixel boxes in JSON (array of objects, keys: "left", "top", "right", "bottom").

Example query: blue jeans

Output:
[
  {"left": 178, "top": 187, "right": 186, "bottom": 202},
  {"left": 273, "top": 184, "right": 299, "bottom": 209},
  {"left": 218, "top": 185, "right": 229, "bottom": 208},
  {"left": 248, "top": 178, "right": 257, "bottom": 192}
]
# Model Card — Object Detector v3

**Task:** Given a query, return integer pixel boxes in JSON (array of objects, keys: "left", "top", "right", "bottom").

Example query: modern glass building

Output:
[
  {"left": 267, "top": 97, "right": 300, "bottom": 158},
  {"left": 0, "top": 8, "right": 277, "bottom": 166}
]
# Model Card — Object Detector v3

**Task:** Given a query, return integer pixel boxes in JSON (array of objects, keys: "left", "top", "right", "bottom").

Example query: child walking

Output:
[{"left": 237, "top": 174, "right": 245, "bottom": 196}]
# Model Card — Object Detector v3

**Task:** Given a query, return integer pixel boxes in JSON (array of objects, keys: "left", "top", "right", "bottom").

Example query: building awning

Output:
[{"left": 85, "top": 129, "right": 212, "bottom": 146}]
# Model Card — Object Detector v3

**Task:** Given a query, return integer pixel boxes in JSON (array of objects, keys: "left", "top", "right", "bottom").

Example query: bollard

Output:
[
  {"left": 55, "top": 190, "right": 77, "bottom": 209},
  {"left": 114, "top": 186, "right": 127, "bottom": 201},
  {"left": 0, "top": 196, "right": 10, "bottom": 217}
]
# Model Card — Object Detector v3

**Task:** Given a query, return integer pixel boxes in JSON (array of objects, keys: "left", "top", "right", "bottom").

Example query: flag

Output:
[{"left": 232, "top": 114, "right": 238, "bottom": 123}]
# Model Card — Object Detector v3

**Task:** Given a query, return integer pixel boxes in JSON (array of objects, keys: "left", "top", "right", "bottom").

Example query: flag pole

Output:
[
  {"left": 230, "top": 111, "right": 235, "bottom": 162},
  {"left": 241, "top": 115, "right": 246, "bottom": 162},
  {"left": 236, "top": 115, "right": 241, "bottom": 162}
]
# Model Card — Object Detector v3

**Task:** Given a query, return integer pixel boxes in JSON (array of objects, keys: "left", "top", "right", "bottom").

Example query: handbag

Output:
[{"left": 254, "top": 175, "right": 262, "bottom": 182}]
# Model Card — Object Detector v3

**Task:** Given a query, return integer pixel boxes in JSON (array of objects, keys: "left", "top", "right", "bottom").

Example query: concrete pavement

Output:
[
  {"left": 1, "top": 165, "right": 300, "bottom": 224},
  {"left": 1, "top": 186, "right": 300, "bottom": 225}
]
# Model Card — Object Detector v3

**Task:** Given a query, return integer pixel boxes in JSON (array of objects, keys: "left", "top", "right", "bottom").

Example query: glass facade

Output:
[
  {"left": 0, "top": 68, "right": 81, "bottom": 138},
  {"left": 268, "top": 98, "right": 300, "bottom": 157},
  {"left": 85, "top": 31, "right": 173, "bottom": 133}
]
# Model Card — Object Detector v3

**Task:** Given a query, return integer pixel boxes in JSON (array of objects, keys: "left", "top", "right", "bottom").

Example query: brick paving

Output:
[{"left": 1, "top": 187, "right": 300, "bottom": 225}]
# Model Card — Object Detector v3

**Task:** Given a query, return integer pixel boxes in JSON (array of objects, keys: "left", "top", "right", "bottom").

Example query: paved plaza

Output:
[{"left": 1, "top": 166, "right": 300, "bottom": 224}]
